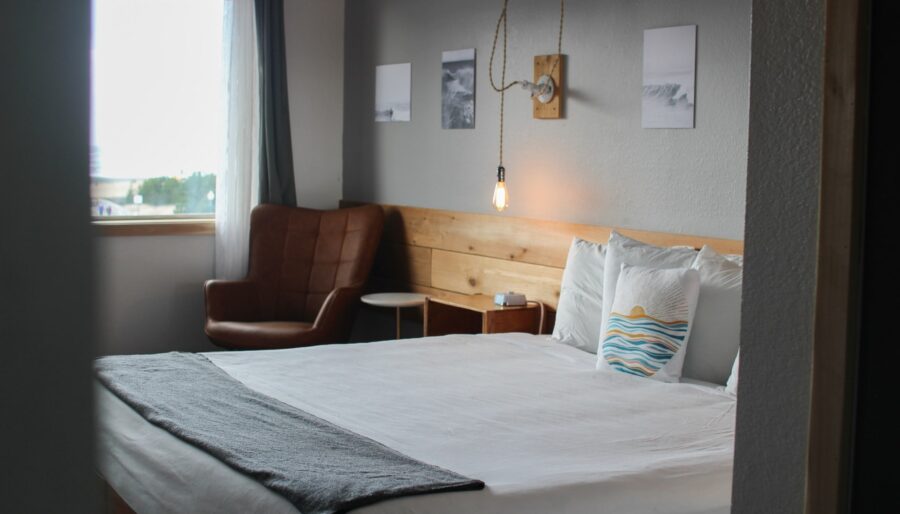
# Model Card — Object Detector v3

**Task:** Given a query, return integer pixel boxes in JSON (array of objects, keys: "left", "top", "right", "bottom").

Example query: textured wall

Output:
[
  {"left": 343, "top": 0, "right": 751, "bottom": 239},
  {"left": 0, "top": 1, "right": 98, "bottom": 510},
  {"left": 732, "top": 0, "right": 824, "bottom": 511}
]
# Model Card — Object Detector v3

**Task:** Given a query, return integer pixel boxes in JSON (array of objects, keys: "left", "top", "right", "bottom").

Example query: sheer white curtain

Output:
[{"left": 216, "top": 0, "right": 260, "bottom": 279}]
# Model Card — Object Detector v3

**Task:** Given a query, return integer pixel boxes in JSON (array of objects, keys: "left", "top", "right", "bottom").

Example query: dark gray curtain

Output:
[{"left": 255, "top": 0, "right": 297, "bottom": 206}]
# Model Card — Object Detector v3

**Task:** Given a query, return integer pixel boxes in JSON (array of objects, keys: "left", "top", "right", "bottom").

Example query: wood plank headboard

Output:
[{"left": 341, "top": 201, "right": 744, "bottom": 309}]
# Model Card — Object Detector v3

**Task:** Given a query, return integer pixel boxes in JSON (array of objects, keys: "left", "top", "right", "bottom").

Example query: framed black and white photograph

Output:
[
  {"left": 441, "top": 48, "right": 475, "bottom": 129},
  {"left": 375, "top": 63, "right": 411, "bottom": 122},
  {"left": 642, "top": 25, "right": 696, "bottom": 129}
]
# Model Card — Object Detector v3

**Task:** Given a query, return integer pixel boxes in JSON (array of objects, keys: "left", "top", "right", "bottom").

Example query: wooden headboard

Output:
[{"left": 342, "top": 202, "right": 744, "bottom": 309}]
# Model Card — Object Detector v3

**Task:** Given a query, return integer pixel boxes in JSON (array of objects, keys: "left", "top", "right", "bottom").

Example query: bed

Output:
[{"left": 96, "top": 332, "right": 736, "bottom": 514}]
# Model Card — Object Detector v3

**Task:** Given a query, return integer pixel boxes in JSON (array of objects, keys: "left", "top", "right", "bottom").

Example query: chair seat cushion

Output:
[{"left": 205, "top": 320, "right": 316, "bottom": 350}]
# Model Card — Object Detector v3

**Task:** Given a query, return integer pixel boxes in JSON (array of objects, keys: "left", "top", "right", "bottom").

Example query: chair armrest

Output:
[
  {"left": 204, "top": 280, "right": 260, "bottom": 322},
  {"left": 309, "top": 287, "right": 362, "bottom": 340}
]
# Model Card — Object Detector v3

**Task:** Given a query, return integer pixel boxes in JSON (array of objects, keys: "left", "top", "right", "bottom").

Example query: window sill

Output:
[{"left": 94, "top": 218, "right": 215, "bottom": 237}]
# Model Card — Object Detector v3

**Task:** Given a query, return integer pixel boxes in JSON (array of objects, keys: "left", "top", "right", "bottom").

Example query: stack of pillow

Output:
[{"left": 552, "top": 232, "right": 742, "bottom": 394}]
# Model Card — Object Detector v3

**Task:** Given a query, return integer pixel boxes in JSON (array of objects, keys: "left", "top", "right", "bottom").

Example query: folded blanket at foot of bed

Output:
[{"left": 95, "top": 352, "right": 484, "bottom": 514}]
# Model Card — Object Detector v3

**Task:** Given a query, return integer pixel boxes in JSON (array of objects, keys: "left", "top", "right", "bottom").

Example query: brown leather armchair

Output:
[{"left": 204, "top": 204, "right": 384, "bottom": 350}]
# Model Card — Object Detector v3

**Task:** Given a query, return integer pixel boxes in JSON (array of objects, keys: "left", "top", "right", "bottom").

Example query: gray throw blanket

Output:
[{"left": 96, "top": 352, "right": 484, "bottom": 514}]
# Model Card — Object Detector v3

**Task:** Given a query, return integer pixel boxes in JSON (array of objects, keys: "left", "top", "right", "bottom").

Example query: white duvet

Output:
[{"left": 96, "top": 333, "right": 736, "bottom": 514}]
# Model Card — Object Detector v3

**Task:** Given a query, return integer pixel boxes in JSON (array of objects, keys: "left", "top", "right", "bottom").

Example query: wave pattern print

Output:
[{"left": 602, "top": 306, "right": 689, "bottom": 377}]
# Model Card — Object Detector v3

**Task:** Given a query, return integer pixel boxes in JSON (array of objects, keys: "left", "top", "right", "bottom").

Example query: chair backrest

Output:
[{"left": 246, "top": 204, "right": 384, "bottom": 322}]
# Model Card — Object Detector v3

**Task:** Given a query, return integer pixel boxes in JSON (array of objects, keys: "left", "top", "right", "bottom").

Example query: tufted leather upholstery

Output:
[{"left": 204, "top": 204, "right": 384, "bottom": 350}]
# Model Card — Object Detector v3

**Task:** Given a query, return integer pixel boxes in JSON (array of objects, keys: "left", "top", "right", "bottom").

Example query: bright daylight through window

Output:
[{"left": 91, "top": 0, "right": 224, "bottom": 218}]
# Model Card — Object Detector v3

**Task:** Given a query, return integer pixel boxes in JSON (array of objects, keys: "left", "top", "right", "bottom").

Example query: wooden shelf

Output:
[{"left": 423, "top": 294, "right": 542, "bottom": 337}]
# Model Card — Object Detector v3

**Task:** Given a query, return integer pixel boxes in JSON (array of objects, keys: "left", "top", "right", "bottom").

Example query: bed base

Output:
[{"left": 99, "top": 476, "right": 138, "bottom": 514}]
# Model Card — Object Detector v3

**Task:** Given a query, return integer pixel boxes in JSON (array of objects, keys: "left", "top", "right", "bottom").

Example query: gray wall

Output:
[
  {"left": 286, "top": 0, "right": 345, "bottom": 209},
  {"left": 732, "top": 0, "right": 824, "bottom": 511},
  {"left": 0, "top": 1, "right": 98, "bottom": 510},
  {"left": 98, "top": 0, "right": 345, "bottom": 355},
  {"left": 96, "top": 235, "right": 217, "bottom": 354},
  {"left": 343, "top": 0, "right": 751, "bottom": 239}
]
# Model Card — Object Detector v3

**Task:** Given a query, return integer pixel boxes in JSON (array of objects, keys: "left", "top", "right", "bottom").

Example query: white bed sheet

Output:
[{"left": 96, "top": 333, "right": 736, "bottom": 514}]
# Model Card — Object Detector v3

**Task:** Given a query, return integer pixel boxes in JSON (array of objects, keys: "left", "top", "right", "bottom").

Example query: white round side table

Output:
[{"left": 360, "top": 292, "right": 428, "bottom": 339}]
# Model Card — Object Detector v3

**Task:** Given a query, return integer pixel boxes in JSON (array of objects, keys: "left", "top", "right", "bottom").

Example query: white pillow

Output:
[
  {"left": 599, "top": 231, "right": 697, "bottom": 348},
  {"left": 726, "top": 254, "right": 743, "bottom": 266},
  {"left": 597, "top": 264, "right": 700, "bottom": 382},
  {"left": 551, "top": 238, "right": 607, "bottom": 353},
  {"left": 725, "top": 351, "right": 739, "bottom": 395},
  {"left": 683, "top": 245, "right": 743, "bottom": 384}
]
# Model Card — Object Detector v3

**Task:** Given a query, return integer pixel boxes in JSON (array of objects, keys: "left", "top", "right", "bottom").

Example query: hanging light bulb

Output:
[
  {"left": 492, "top": 166, "right": 509, "bottom": 212},
  {"left": 487, "top": 0, "right": 565, "bottom": 214},
  {"left": 489, "top": 1, "right": 512, "bottom": 213}
]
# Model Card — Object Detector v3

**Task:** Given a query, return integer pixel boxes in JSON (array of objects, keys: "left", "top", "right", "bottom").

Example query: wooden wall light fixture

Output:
[{"left": 488, "top": 0, "right": 566, "bottom": 212}]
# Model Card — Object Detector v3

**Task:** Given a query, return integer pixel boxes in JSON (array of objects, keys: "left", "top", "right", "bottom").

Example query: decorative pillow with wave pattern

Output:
[{"left": 597, "top": 264, "right": 700, "bottom": 382}]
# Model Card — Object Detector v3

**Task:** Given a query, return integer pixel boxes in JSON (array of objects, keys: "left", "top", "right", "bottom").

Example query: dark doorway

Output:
[{"left": 851, "top": 1, "right": 900, "bottom": 512}]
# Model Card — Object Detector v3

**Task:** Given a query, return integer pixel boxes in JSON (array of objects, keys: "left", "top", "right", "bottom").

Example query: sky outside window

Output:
[{"left": 91, "top": 0, "right": 224, "bottom": 216}]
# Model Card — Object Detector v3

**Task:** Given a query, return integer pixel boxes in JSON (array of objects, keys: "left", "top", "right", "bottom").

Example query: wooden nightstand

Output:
[{"left": 424, "top": 294, "right": 543, "bottom": 336}]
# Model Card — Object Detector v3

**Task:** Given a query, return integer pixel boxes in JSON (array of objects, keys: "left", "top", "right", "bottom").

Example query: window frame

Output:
[
  {"left": 90, "top": 0, "right": 225, "bottom": 232},
  {"left": 93, "top": 215, "right": 214, "bottom": 237}
]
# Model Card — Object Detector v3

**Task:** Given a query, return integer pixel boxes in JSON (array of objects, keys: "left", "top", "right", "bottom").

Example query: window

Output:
[{"left": 91, "top": 0, "right": 224, "bottom": 218}]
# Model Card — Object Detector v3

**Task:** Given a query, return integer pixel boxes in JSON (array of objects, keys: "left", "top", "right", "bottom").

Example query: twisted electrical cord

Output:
[{"left": 488, "top": 0, "right": 565, "bottom": 166}]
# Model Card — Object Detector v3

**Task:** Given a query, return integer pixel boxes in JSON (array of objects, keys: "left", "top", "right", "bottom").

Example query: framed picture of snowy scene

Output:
[
  {"left": 642, "top": 25, "right": 696, "bottom": 129},
  {"left": 375, "top": 63, "right": 411, "bottom": 122},
  {"left": 441, "top": 48, "right": 475, "bottom": 129}
]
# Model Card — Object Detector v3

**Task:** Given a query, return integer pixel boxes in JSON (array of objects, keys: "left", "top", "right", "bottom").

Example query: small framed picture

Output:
[
  {"left": 441, "top": 48, "right": 475, "bottom": 129},
  {"left": 642, "top": 25, "right": 697, "bottom": 129},
  {"left": 375, "top": 63, "right": 411, "bottom": 122}
]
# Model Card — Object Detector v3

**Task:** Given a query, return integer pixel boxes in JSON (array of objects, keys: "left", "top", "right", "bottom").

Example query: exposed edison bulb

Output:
[
  {"left": 492, "top": 166, "right": 509, "bottom": 212},
  {"left": 492, "top": 180, "right": 508, "bottom": 212}
]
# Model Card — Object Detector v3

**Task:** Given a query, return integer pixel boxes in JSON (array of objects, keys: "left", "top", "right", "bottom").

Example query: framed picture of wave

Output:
[
  {"left": 375, "top": 63, "right": 411, "bottom": 122},
  {"left": 642, "top": 25, "right": 696, "bottom": 129},
  {"left": 441, "top": 48, "right": 475, "bottom": 129}
]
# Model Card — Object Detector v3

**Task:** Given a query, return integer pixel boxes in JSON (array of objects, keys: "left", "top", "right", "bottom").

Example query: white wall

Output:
[
  {"left": 95, "top": 235, "right": 217, "bottom": 355},
  {"left": 732, "top": 0, "right": 824, "bottom": 511},
  {"left": 285, "top": 0, "right": 345, "bottom": 209},
  {"left": 97, "top": 0, "right": 345, "bottom": 355},
  {"left": 343, "top": 0, "right": 751, "bottom": 239}
]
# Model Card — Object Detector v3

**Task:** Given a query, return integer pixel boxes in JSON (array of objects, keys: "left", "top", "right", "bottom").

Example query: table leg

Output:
[{"left": 396, "top": 307, "right": 401, "bottom": 339}]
